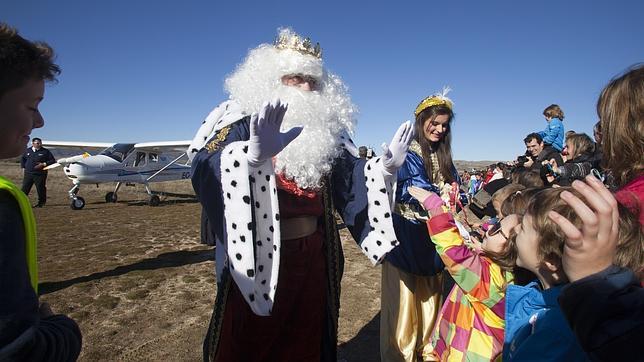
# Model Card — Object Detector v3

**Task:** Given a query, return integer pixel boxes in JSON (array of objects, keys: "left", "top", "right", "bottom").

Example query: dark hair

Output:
[
  {"left": 414, "top": 104, "right": 456, "bottom": 184},
  {"left": 593, "top": 121, "right": 601, "bottom": 133},
  {"left": 501, "top": 187, "right": 542, "bottom": 218},
  {"left": 523, "top": 132, "right": 543, "bottom": 144},
  {"left": 32, "top": 137, "right": 42, "bottom": 143},
  {"left": 0, "top": 23, "right": 60, "bottom": 98},
  {"left": 565, "top": 133, "right": 595, "bottom": 160},
  {"left": 543, "top": 104, "right": 565, "bottom": 120},
  {"left": 515, "top": 170, "right": 545, "bottom": 188}
]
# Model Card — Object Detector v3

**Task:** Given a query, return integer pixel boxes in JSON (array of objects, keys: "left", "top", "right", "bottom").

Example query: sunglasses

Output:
[{"left": 486, "top": 217, "right": 509, "bottom": 240}]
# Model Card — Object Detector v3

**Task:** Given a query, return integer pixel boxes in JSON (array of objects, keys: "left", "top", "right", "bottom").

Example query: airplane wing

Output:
[
  {"left": 43, "top": 140, "right": 114, "bottom": 150},
  {"left": 133, "top": 141, "right": 192, "bottom": 153}
]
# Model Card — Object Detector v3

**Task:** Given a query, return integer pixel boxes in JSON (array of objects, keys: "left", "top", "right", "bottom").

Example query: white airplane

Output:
[{"left": 43, "top": 140, "right": 193, "bottom": 210}]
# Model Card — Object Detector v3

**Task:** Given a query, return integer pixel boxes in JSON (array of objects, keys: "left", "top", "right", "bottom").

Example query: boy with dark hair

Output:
[
  {"left": 522, "top": 132, "right": 563, "bottom": 171},
  {"left": 0, "top": 22, "right": 82, "bottom": 361}
]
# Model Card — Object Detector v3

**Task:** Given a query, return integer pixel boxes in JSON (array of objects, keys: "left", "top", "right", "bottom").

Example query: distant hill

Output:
[{"left": 454, "top": 160, "right": 502, "bottom": 173}]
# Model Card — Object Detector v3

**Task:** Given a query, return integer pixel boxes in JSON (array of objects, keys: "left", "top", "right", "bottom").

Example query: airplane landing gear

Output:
[
  {"left": 144, "top": 183, "right": 161, "bottom": 207},
  {"left": 105, "top": 192, "right": 118, "bottom": 203},
  {"left": 149, "top": 195, "right": 160, "bottom": 207},
  {"left": 68, "top": 183, "right": 85, "bottom": 210},
  {"left": 105, "top": 182, "right": 121, "bottom": 203},
  {"left": 71, "top": 196, "right": 85, "bottom": 210}
]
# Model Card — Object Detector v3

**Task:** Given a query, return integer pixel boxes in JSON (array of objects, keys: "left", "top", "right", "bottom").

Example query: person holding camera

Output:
[
  {"left": 519, "top": 132, "right": 563, "bottom": 172},
  {"left": 542, "top": 133, "right": 595, "bottom": 186}
]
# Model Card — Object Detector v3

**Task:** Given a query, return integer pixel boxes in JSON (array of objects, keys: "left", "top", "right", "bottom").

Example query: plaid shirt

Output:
[{"left": 427, "top": 213, "right": 511, "bottom": 361}]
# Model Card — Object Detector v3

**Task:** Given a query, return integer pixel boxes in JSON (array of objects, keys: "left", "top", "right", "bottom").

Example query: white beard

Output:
[{"left": 225, "top": 44, "right": 358, "bottom": 190}]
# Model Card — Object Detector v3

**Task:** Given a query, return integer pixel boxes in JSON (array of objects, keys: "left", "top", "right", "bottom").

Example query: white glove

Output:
[
  {"left": 247, "top": 98, "right": 303, "bottom": 167},
  {"left": 381, "top": 121, "right": 414, "bottom": 175}
]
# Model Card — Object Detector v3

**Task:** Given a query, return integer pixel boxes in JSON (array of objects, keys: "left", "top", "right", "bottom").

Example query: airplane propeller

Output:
[{"left": 44, "top": 152, "right": 91, "bottom": 170}]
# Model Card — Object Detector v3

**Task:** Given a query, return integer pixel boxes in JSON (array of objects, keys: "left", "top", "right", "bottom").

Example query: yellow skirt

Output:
[{"left": 380, "top": 261, "right": 443, "bottom": 362}]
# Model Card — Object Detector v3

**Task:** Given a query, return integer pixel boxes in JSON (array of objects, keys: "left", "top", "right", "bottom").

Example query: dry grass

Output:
[{"left": 1, "top": 161, "right": 382, "bottom": 361}]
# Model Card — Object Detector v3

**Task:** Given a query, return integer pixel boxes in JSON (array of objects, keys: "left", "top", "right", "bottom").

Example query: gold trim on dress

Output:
[{"left": 206, "top": 125, "right": 232, "bottom": 153}]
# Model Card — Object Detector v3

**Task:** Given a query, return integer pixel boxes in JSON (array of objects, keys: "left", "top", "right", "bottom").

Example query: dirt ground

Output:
[{"left": 1, "top": 161, "right": 383, "bottom": 361}]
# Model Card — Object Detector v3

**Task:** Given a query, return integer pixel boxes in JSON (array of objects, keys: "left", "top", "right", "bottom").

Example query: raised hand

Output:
[
  {"left": 247, "top": 98, "right": 303, "bottom": 167},
  {"left": 381, "top": 121, "right": 414, "bottom": 175},
  {"left": 547, "top": 175, "right": 620, "bottom": 282},
  {"left": 409, "top": 186, "right": 444, "bottom": 211}
]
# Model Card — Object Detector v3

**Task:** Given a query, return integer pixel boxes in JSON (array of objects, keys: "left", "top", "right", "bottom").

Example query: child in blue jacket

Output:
[
  {"left": 504, "top": 187, "right": 588, "bottom": 361},
  {"left": 538, "top": 104, "right": 565, "bottom": 152}
]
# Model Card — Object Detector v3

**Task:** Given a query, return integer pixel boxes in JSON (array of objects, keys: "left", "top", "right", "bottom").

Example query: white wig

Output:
[{"left": 224, "top": 28, "right": 358, "bottom": 190}]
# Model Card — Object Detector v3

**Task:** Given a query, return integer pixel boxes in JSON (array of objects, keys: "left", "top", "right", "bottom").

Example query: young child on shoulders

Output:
[{"left": 538, "top": 104, "right": 565, "bottom": 152}]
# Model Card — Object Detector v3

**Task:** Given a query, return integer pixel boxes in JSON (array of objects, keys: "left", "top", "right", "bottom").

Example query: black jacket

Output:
[
  {"left": 0, "top": 190, "right": 82, "bottom": 361},
  {"left": 20, "top": 147, "right": 56, "bottom": 175},
  {"left": 556, "top": 152, "right": 595, "bottom": 186},
  {"left": 558, "top": 266, "right": 644, "bottom": 361}
]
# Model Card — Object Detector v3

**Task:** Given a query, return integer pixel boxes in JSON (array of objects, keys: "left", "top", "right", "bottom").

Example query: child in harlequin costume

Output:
[
  {"left": 378, "top": 89, "right": 462, "bottom": 362},
  {"left": 408, "top": 185, "right": 523, "bottom": 361},
  {"left": 189, "top": 28, "right": 414, "bottom": 361}
]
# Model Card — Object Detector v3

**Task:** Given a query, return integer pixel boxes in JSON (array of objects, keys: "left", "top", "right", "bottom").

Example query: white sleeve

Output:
[{"left": 219, "top": 140, "right": 281, "bottom": 316}]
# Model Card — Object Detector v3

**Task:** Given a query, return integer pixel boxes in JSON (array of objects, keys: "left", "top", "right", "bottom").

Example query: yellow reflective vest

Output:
[{"left": 0, "top": 175, "right": 38, "bottom": 293}]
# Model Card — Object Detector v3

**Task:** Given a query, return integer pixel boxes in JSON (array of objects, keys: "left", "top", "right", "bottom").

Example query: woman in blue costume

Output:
[{"left": 380, "top": 89, "right": 460, "bottom": 362}]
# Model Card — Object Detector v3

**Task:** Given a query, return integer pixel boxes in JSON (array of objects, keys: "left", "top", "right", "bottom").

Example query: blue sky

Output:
[{"left": 4, "top": 0, "right": 643, "bottom": 161}]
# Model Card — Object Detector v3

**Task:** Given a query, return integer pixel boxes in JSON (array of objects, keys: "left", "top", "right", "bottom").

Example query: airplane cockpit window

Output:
[
  {"left": 99, "top": 143, "right": 135, "bottom": 162},
  {"left": 134, "top": 152, "right": 146, "bottom": 166},
  {"left": 149, "top": 153, "right": 159, "bottom": 163}
]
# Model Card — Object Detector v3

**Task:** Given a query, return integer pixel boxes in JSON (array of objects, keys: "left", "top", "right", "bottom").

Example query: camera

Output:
[
  {"left": 469, "top": 230, "right": 483, "bottom": 241},
  {"left": 541, "top": 162, "right": 560, "bottom": 178},
  {"left": 544, "top": 163, "right": 555, "bottom": 174},
  {"left": 516, "top": 154, "right": 531, "bottom": 167}
]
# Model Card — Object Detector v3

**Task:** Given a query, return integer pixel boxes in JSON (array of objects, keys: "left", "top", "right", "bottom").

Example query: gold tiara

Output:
[
  {"left": 414, "top": 87, "right": 454, "bottom": 117},
  {"left": 274, "top": 32, "right": 322, "bottom": 59}
]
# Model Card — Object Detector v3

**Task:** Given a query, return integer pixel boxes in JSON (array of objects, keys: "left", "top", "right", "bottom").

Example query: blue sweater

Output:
[
  {"left": 538, "top": 117, "right": 565, "bottom": 152},
  {"left": 504, "top": 281, "right": 588, "bottom": 361}
]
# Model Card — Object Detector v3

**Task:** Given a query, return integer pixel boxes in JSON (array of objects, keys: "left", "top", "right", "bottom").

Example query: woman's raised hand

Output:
[{"left": 381, "top": 121, "right": 414, "bottom": 175}]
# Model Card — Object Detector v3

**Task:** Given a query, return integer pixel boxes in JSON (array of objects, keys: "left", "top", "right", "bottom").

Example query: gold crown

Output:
[
  {"left": 414, "top": 87, "right": 454, "bottom": 117},
  {"left": 274, "top": 32, "right": 322, "bottom": 59}
]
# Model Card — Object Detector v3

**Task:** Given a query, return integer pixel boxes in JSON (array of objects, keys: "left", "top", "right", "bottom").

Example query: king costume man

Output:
[{"left": 189, "top": 28, "right": 416, "bottom": 361}]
